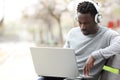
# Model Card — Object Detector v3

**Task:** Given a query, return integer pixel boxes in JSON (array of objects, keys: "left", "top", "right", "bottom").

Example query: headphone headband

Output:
[{"left": 77, "top": 0, "right": 100, "bottom": 13}]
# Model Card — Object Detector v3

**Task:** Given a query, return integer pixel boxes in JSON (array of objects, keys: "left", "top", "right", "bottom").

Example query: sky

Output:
[{"left": 0, "top": 0, "right": 38, "bottom": 22}]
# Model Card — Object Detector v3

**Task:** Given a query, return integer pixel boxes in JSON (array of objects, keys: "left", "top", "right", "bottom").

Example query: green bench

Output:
[{"left": 99, "top": 54, "right": 120, "bottom": 80}]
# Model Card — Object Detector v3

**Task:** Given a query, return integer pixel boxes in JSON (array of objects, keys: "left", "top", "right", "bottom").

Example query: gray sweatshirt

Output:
[{"left": 64, "top": 26, "right": 120, "bottom": 80}]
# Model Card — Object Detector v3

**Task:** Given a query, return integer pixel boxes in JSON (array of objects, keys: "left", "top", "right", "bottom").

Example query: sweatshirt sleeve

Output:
[
  {"left": 63, "top": 41, "right": 70, "bottom": 48},
  {"left": 91, "top": 32, "right": 120, "bottom": 60},
  {"left": 63, "top": 28, "right": 74, "bottom": 48}
]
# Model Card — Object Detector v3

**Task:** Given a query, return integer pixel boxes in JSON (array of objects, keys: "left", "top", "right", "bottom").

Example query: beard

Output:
[{"left": 81, "top": 30, "right": 90, "bottom": 35}]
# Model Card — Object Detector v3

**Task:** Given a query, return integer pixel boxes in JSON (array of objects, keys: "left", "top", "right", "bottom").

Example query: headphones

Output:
[{"left": 76, "top": 0, "right": 102, "bottom": 23}]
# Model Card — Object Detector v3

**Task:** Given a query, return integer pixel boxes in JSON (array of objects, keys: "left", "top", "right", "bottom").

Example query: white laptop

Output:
[{"left": 30, "top": 47, "right": 93, "bottom": 79}]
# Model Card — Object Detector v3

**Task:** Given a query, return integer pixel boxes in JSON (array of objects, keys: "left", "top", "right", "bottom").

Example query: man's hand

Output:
[{"left": 83, "top": 55, "right": 95, "bottom": 76}]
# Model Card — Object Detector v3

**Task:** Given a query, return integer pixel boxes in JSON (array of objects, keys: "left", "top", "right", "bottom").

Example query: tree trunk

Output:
[{"left": 57, "top": 18, "right": 63, "bottom": 45}]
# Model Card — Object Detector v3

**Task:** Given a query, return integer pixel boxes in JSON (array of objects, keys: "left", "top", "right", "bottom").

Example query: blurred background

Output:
[{"left": 0, "top": 0, "right": 120, "bottom": 80}]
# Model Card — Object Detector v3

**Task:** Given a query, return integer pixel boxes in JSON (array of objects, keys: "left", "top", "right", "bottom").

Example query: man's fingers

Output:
[
  {"left": 83, "top": 64, "right": 90, "bottom": 76},
  {"left": 83, "top": 55, "right": 95, "bottom": 76},
  {"left": 83, "top": 63, "right": 94, "bottom": 76},
  {"left": 83, "top": 65, "right": 86, "bottom": 75}
]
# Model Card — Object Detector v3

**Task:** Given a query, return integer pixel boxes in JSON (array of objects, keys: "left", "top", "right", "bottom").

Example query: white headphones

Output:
[{"left": 76, "top": 0, "right": 102, "bottom": 23}]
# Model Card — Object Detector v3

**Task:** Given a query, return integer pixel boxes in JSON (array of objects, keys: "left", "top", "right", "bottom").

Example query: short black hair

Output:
[{"left": 77, "top": 1, "right": 98, "bottom": 18}]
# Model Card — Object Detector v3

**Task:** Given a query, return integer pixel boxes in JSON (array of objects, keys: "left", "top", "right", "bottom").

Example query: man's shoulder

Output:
[
  {"left": 70, "top": 27, "right": 80, "bottom": 32},
  {"left": 100, "top": 26, "right": 119, "bottom": 35},
  {"left": 107, "top": 28, "right": 119, "bottom": 35},
  {"left": 67, "top": 27, "right": 81, "bottom": 37}
]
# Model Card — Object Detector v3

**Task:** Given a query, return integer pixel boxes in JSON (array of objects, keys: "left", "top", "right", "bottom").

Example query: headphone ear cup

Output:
[{"left": 95, "top": 13, "right": 102, "bottom": 23}]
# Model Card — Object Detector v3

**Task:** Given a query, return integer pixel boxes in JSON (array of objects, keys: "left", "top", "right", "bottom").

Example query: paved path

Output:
[{"left": 0, "top": 42, "right": 38, "bottom": 80}]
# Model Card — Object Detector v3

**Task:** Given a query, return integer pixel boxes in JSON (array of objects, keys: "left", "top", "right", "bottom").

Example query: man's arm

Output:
[
  {"left": 84, "top": 35, "right": 120, "bottom": 76},
  {"left": 91, "top": 36, "right": 120, "bottom": 60}
]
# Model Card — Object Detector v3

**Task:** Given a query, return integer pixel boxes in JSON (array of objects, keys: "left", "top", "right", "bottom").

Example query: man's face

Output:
[{"left": 78, "top": 13, "right": 97, "bottom": 35}]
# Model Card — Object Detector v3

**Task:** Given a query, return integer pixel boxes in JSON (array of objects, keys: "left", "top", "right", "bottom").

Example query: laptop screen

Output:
[{"left": 30, "top": 47, "right": 79, "bottom": 79}]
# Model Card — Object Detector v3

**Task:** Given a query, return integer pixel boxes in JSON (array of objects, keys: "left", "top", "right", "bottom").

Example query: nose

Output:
[{"left": 81, "top": 24, "right": 86, "bottom": 30}]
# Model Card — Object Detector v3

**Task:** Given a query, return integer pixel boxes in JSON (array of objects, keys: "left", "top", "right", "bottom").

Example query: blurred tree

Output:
[
  {"left": 22, "top": 0, "right": 69, "bottom": 45},
  {"left": 0, "top": 17, "right": 4, "bottom": 36},
  {"left": 0, "top": 0, "right": 4, "bottom": 36},
  {"left": 0, "top": 17, "right": 4, "bottom": 27}
]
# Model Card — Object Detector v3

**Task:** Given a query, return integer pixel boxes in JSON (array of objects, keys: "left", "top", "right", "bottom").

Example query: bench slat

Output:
[{"left": 99, "top": 54, "right": 120, "bottom": 80}]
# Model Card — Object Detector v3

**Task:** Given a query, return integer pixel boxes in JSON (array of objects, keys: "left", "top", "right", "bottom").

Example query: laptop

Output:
[{"left": 30, "top": 47, "right": 93, "bottom": 79}]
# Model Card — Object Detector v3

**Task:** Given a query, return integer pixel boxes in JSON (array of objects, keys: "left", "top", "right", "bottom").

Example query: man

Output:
[
  {"left": 64, "top": 0, "right": 120, "bottom": 80},
  {"left": 38, "top": 0, "right": 120, "bottom": 80}
]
